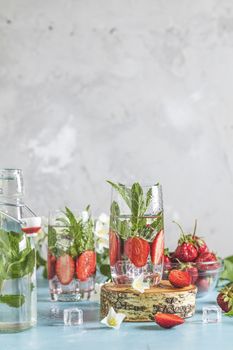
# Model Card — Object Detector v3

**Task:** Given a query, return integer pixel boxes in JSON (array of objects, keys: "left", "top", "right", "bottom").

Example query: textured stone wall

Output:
[{"left": 0, "top": 0, "right": 233, "bottom": 255}]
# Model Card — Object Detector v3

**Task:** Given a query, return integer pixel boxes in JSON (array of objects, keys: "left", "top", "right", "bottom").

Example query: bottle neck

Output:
[{"left": 0, "top": 169, "right": 24, "bottom": 205}]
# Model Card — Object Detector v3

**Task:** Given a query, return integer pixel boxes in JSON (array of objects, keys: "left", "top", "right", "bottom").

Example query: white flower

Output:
[
  {"left": 101, "top": 307, "right": 126, "bottom": 329},
  {"left": 94, "top": 213, "right": 110, "bottom": 253},
  {"left": 81, "top": 210, "right": 89, "bottom": 223},
  {"left": 132, "top": 274, "right": 150, "bottom": 293},
  {"left": 98, "top": 213, "right": 109, "bottom": 224},
  {"left": 95, "top": 237, "right": 109, "bottom": 254}
]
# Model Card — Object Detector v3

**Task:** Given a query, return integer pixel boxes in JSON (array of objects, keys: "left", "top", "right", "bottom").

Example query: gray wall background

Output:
[{"left": 0, "top": 0, "right": 233, "bottom": 256}]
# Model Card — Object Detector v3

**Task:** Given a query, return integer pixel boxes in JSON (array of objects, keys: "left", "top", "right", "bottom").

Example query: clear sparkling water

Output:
[
  {"left": 63, "top": 308, "right": 83, "bottom": 326},
  {"left": 202, "top": 306, "right": 222, "bottom": 323}
]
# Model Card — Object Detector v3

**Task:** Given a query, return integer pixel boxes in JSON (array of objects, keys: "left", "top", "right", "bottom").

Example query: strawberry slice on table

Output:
[
  {"left": 55, "top": 254, "right": 75, "bottom": 285},
  {"left": 47, "top": 253, "right": 56, "bottom": 280},
  {"left": 109, "top": 231, "right": 120, "bottom": 266},
  {"left": 130, "top": 237, "right": 150, "bottom": 268},
  {"left": 151, "top": 230, "right": 164, "bottom": 265},
  {"left": 154, "top": 313, "right": 184, "bottom": 329},
  {"left": 76, "top": 250, "right": 96, "bottom": 281},
  {"left": 169, "top": 269, "right": 191, "bottom": 288}
]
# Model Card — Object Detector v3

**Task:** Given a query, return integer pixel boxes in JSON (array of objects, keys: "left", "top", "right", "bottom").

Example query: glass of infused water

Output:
[{"left": 48, "top": 207, "right": 96, "bottom": 301}]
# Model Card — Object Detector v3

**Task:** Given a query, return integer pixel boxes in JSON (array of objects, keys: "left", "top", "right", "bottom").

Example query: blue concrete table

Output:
[{"left": 1, "top": 279, "right": 232, "bottom": 350}]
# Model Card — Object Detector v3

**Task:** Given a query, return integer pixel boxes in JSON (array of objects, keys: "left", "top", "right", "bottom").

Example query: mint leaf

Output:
[
  {"left": 6, "top": 248, "right": 35, "bottom": 279},
  {"left": 48, "top": 226, "right": 58, "bottom": 256},
  {"left": 107, "top": 181, "right": 132, "bottom": 209},
  {"left": 108, "top": 181, "right": 164, "bottom": 241},
  {"left": 0, "top": 294, "right": 25, "bottom": 308},
  {"left": 145, "top": 187, "right": 152, "bottom": 211},
  {"left": 50, "top": 206, "right": 95, "bottom": 258},
  {"left": 110, "top": 201, "right": 120, "bottom": 233},
  {"left": 131, "top": 182, "right": 144, "bottom": 231},
  {"left": 221, "top": 256, "right": 233, "bottom": 282}
]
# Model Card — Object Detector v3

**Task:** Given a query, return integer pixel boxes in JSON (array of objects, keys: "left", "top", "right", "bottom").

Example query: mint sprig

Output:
[
  {"left": 0, "top": 229, "right": 35, "bottom": 308},
  {"left": 48, "top": 206, "right": 95, "bottom": 258},
  {"left": 107, "top": 181, "right": 163, "bottom": 241}
]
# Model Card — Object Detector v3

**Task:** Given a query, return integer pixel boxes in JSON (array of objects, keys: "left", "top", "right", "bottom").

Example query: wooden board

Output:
[{"left": 100, "top": 281, "right": 197, "bottom": 322}]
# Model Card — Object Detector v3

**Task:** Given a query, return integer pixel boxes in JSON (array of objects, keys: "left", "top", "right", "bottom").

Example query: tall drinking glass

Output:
[
  {"left": 48, "top": 209, "right": 96, "bottom": 301},
  {"left": 108, "top": 182, "right": 164, "bottom": 286}
]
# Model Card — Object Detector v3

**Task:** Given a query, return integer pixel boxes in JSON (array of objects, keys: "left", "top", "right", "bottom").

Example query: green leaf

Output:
[
  {"left": 107, "top": 181, "right": 132, "bottom": 209},
  {"left": 0, "top": 294, "right": 25, "bottom": 308},
  {"left": 108, "top": 181, "right": 163, "bottom": 240},
  {"left": 48, "top": 226, "right": 58, "bottom": 256},
  {"left": 36, "top": 251, "right": 46, "bottom": 269},
  {"left": 49, "top": 206, "right": 95, "bottom": 257},
  {"left": 225, "top": 309, "right": 233, "bottom": 317},
  {"left": 131, "top": 183, "right": 144, "bottom": 230},
  {"left": 100, "top": 264, "right": 111, "bottom": 279},
  {"left": 221, "top": 256, "right": 233, "bottom": 282},
  {"left": 6, "top": 248, "right": 36, "bottom": 279},
  {"left": 145, "top": 187, "right": 152, "bottom": 211},
  {"left": 110, "top": 201, "right": 120, "bottom": 233}
]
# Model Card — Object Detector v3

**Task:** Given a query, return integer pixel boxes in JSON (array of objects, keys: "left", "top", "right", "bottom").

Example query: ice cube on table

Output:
[
  {"left": 63, "top": 308, "right": 83, "bottom": 326},
  {"left": 202, "top": 306, "right": 222, "bottom": 323}
]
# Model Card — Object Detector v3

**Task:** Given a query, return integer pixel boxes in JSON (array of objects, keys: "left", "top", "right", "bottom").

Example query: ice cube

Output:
[
  {"left": 202, "top": 306, "right": 222, "bottom": 323},
  {"left": 63, "top": 308, "right": 83, "bottom": 326}
]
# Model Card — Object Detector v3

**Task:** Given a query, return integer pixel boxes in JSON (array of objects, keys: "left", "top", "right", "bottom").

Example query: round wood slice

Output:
[{"left": 100, "top": 280, "right": 197, "bottom": 322}]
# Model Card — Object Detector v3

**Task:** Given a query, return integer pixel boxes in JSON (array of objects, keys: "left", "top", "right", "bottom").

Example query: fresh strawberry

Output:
[
  {"left": 196, "top": 277, "right": 211, "bottom": 292},
  {"left": 47, "top": 253, "right": 56, "bottom": 280},
  {"left": 169, "top": 269, "right": 191, "bottom": 288},
  {"left": 130, "top": 237, "right": 150, "bottom": 267},
  {"left": 55, "top": 254, "right": 75, "bottom": 285},
  {"left": 191, "top": 219, "right": 208, "bottom": 255},
  {"left": 195, "top": 252, "right": 219, "bottom": 271},
  {"left": 193, "top": 237, "right": 208, "bottom": 255},
  {"left": 217, "top": 285, "right": 233, "bottom": 312},
  {"left": 154, "top": 313, "right": 184, "bottom": 328},
  {"left": 173, "top": 221, "right": 198, "bottom": 262},
  {"left": 109, "top": 231, "right": 120, "bottom": 266},
  {"left": 180, "top": 263, "right": 198, "bottom": 284},
  {"left": 151, "top": 230, "right": 164, "bottom": 265},
  {"left": 76, "top": 250, "right": 96, "bottom": 281},
  {"left": 175, "top": 242, "right": 198, "bottom": 262}
]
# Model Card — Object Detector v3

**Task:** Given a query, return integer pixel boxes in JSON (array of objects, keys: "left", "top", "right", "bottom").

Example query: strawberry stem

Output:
[
  {"left": 172, "top": 221, "right": 185, "bottom": 236},
  {"left": 192, "top": 219, "right": 197, "bottom": 238}
]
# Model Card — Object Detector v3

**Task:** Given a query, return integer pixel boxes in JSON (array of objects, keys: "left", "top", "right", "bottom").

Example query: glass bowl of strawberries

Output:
[{"left": 163, "top": 221, "right": 223, "bottom": 298}]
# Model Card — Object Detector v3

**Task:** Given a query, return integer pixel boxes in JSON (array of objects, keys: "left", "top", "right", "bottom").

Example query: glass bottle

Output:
[{"left": 0, "top": 169, "right": 37, "bottom": 332}]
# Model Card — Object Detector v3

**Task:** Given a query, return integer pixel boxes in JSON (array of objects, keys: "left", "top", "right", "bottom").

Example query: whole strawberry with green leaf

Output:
[
  {"left": 174, "top": 221, "right": 198, "bottom": 262},
  {"left": 217, "top": 284, "right": 233, "bottom": 312},
  {"left": 191, "top": 219, "right": 209, "bottom": 255}
]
